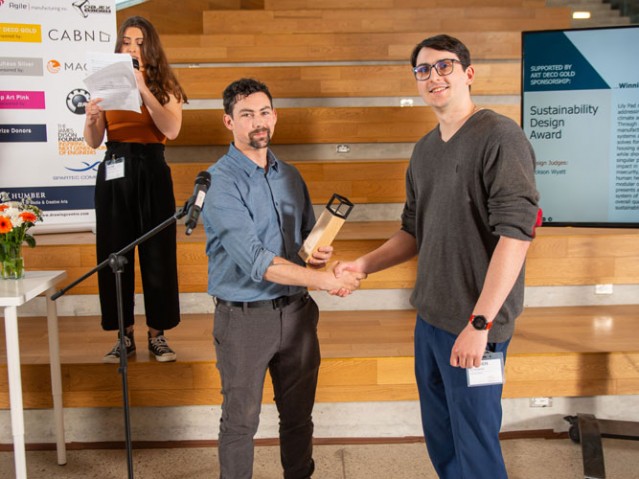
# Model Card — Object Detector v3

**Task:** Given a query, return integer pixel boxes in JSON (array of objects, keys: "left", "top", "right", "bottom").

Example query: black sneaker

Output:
[
  {"left": 103, "top": 331, "right": 136, "bottom": 363},
  {"left": 148, "top": 332, "right": 177, "bottom": 362}
]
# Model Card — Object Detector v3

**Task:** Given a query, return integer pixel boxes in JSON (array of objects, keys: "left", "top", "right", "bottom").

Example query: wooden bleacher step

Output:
[{"left": 2, "top": 305, "right": 639, "bottom": 409}]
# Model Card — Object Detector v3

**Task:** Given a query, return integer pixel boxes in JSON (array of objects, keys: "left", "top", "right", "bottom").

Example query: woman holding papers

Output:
[{"left": 83, "top": 16, "right": 188, "bottom": 364}]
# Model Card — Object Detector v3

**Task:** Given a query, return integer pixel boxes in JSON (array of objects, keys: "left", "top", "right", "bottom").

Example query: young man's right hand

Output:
[{"left": 328, "top": 260, "right": 366, "bottom": 297}]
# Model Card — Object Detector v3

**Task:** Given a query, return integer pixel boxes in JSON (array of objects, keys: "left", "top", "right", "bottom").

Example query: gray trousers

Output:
[{"left": 213, "top": 294, "right": 320, "bottom": 479}]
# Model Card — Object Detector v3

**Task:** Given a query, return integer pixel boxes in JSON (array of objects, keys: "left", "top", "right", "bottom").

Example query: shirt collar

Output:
[{"left": 227, "top": 143, "right": 279, "bottom": 177}]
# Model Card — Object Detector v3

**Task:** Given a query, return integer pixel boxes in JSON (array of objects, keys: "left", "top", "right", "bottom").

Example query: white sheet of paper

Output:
[
  {"left": 83, "top": 52, "right": 141, "bottom": 113},
  {"left": 466, "top": 352, "right": 504, "bottom": 387}
]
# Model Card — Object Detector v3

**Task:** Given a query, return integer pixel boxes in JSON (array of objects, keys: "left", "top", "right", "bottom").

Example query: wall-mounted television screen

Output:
[{"left": 522, "top": 26, "right": 639, "bottom": 227}]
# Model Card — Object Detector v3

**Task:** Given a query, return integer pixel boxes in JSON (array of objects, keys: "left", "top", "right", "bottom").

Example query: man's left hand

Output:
[
  {"left": 450, "top": 324, "right": 488, "bottom": 368},
  {"left": 307, "top": 245, "right": 333, "bottom": 268}
]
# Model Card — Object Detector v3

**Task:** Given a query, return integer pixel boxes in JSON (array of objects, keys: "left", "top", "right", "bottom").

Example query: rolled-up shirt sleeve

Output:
[
  {"left": 202, "top": 145, "right": 312, "bottom": 301},
  {"left": 205, "top": 172, "right": 276, "bottom": 282}
]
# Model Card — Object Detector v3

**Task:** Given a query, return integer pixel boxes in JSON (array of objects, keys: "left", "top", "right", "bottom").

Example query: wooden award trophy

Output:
[{"left": 298, "top": 193, "right": 354, "bottom": 263}]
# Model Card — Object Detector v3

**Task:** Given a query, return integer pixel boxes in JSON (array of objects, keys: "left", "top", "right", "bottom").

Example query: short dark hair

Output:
[
  {"left": 410, "top": 34, "right": 471, "bottom": 69},
  {"left": 223, "top": 78, "right": 273, "bottom": 115}
]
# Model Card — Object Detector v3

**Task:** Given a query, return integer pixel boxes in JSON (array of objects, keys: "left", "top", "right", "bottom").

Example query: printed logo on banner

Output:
[
  {"left": 47, "top": 28, "right": 111, "bottom": 43},
  {"left": 57, "top": 122, "right": 103, "bottom": 160},
  {"left": 0, "top": 57, "right": 43, "bottom": 76},
  {"left": 31, "top": 3, "right": 70, "bottom": 13},
  {"left": 1, "top": 1, "right": 25, "bottom": 10},
  {"left": 0, "top": 23, "right": 42, "bottom": 43},
  {"left": 0, "top": 1, "right": 70, "bottom": 13},
  {"left": 47, "top": 59, "right": 87, "bottom": 74},
  {"left": 64, "top": 161, "right": 101, "bottom": 172},
  {"left": 65, "top": 88, "right": 90, "bottom": 114},
  {"left": 72, "top": 0, "right": 112, "bottom": 18},
  {"left": 0, "top": 91, "right": 45, "bottom": 109},
  {"left": 0, "top": 124, "right": 47, "bottom": 142},
  {"left": 47, "top": 59, "right": 61, "bottom": 73}
]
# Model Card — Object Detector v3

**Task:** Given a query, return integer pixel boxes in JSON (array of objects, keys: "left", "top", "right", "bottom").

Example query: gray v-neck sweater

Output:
[{"left": 401, "top": 109, "right": 540, "bottom": 342}]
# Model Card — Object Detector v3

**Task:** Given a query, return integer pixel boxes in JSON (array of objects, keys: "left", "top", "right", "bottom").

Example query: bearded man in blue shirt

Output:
[{"left": 202, "top": 78, "right": 365, "bottom": 479}]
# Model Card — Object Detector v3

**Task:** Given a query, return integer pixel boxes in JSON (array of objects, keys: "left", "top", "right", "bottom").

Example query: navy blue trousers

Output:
[{"left": 414, "top": 316, "right": 510, "bottom": 479}]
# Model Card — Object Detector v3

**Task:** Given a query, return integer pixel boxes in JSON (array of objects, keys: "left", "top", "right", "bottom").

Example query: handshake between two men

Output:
[
  {"left": 305, "top": 245, "right": 367, "bottom": 297},
  {"left": 305, "top": 227, "right": 417, "bottom": 298}
]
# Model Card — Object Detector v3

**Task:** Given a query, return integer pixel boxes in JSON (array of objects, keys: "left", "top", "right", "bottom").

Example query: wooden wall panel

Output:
[
  {"left": 117, "top": 0, "right": 245, "bottom": 35},
  {"left": 175, "top": 62, "right": 521, "bottom": 99},
  {"left": 202, "top": 8, "right": 571, "bottom": 34},
  {"left": 172, "top": 105, "right": 520, "bottom": 146},
  {"left": 526, "top": 228, "right": 639, "bottom": 286},
  {"left": 163, "top": 31, "right": 522, "bottom": 63},
  {"left": 264, "top": 0, "right": 547, "bottom": 9}
]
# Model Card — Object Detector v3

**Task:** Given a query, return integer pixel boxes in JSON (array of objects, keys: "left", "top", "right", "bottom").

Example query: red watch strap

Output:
[{"left": 469, "top": 314, "right": 493, "bottom": 330}]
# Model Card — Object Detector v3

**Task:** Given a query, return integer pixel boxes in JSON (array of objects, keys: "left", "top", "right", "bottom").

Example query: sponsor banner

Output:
[
  {"left": 46, "top": 27, "right": 112, "bottom": 44},
  {"left": 0, "top": 124, "right": 47, "bottom": 142},
  {"left": 1, "top": 1, "right": 71, "bottom": 14},
  {"left": 0, "top": 56, "right": 44, "bottom": 76},
  {"left": 2, "top": 185, "right": 95, "bottom": 211},
  {"left": 0, "top": 23, "right": 42, "bottom": 43},
  {"left": 0, "top": 90, "right": 46, "bottom": 109},
  {"left": 65, "top": 88, "right": 91, "bottom": 115},
  {"left": 0, "top": 0, "right": 116, "bottom": 231}
]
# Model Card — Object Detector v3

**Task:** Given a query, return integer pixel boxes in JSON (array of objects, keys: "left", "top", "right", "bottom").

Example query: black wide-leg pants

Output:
[{"left": 95, "top": 141, "right": 181, "bottom": 332}]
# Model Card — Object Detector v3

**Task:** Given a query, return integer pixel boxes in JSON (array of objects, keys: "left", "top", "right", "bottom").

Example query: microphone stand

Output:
[{"left": 51, "top": 197, "right": 193, "bottom": 479}]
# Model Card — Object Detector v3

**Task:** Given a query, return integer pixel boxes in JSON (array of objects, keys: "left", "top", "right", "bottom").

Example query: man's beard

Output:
[{"left": 249, "top": 128, "right": 271, "bottom": 149}]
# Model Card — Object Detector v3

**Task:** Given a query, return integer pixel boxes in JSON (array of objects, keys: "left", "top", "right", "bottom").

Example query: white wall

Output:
[{"left": 3, "top": 396, "right": 639, "bottom": 444}]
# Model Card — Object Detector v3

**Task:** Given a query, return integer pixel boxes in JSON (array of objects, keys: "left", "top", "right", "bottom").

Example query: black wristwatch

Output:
[{"left": 469, "top": 314, "right": 493, "bottom": 331}]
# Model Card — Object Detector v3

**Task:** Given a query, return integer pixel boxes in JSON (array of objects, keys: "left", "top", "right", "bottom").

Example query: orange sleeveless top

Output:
[{"left": 105, "top": 105, "right": 166, "bottom": 144}]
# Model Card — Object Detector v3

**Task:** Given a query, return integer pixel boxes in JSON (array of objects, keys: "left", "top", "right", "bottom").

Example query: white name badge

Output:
[
  {"left": 105, "top": 157, "right": 125, "bottom": 181},
  {"left": 466, "top": 352, "right": 504, "bottom": 387}
]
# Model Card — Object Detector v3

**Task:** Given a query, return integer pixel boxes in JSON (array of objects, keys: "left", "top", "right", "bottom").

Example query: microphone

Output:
[
  {"left": 132, "top": 58, "right": 139, "bottom": 70},
  {"left": 185, "top": 171, "right": 211, "bottom": 235}
]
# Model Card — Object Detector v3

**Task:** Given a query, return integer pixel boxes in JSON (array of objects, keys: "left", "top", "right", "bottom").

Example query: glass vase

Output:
[{"left": 1, "top": 242, "right": 25, "bottom": 280}]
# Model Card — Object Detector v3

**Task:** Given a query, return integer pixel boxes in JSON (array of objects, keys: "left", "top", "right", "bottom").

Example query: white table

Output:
[{"left": 1, "top": 271, "right": 67, "bottom": 479}]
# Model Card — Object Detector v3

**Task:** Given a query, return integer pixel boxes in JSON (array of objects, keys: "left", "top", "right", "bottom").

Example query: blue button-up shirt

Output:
[{"left": 202, "top": 143, "right": 316, "bottom": 301}]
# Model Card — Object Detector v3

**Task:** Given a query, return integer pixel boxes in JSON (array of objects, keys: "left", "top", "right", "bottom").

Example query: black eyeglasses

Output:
[{"left": 412, "top": 59, "right": 462, "bottom": 81}]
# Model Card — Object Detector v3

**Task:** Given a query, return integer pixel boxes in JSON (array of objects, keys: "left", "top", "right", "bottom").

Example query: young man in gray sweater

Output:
[{"left": 334, "top": 35, "right": 540, "bottom": 479}]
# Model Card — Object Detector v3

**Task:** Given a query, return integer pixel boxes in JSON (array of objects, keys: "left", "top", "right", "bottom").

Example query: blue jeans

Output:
[
  {"left": 213, "top": 294, "right": 320, "bottom": 479},
  {"left": 414, "top": 316, "right": 510, "bottom": 479}
]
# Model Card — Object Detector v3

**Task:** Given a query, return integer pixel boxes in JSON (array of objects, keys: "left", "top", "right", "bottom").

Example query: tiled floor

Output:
[{"left": 2, "top": 437, "right": 639, "bottom": 479}]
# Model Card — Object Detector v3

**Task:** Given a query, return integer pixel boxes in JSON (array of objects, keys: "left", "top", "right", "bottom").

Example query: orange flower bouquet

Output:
[{"left": 0, "top": 191, "right": 43, "bottom": 279}]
